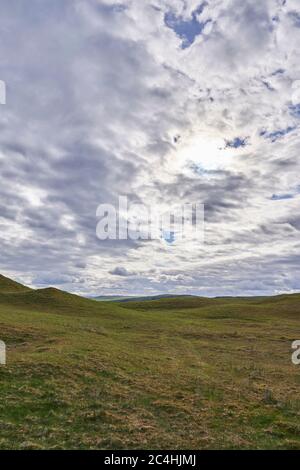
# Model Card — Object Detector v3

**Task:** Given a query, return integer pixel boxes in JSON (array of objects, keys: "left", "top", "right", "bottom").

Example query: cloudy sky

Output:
[{"left": 0, "top": 0, "right": 300, "bottom": 296}]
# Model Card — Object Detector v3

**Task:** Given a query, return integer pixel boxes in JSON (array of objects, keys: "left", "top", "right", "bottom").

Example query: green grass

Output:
[
  {"left": 0, "top": 274, "right": 31, "bottom": 293},
  {"left": 0, "top": 275, "right": 299, "bottom": 449}
]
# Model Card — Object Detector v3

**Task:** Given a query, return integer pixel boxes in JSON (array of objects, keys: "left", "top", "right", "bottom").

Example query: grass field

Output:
[{"left": 0, "top": 274, "right": 299, "bottom": 449}]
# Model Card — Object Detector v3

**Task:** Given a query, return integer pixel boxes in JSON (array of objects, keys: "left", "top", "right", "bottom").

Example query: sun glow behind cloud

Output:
[{"left": 175, "top": 133, "right": 246, "bottom": 173}]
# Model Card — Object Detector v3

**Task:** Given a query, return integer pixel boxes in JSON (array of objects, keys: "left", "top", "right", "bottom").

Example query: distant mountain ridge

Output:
[{"left": 93, "top": 294, "right": 197, "bottom": 303}]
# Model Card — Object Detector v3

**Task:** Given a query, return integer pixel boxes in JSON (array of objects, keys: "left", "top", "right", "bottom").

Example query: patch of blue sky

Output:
[
  {"left": 190, "top": 163, "right": 208, "bottom": 176},
  {"left": 190, "top": 164, "right": 224, "bottom": 180},
  {"left": 289, "top": 104, "right": 300, "bottom": 118},
  {"left": 271, "top": 193, "right": 294, "bottom": 201},
  {"left": 271, "top": 185, "right": 300, "bottom": 201},
  {"left": 162, "top": 230, "right": 176, "bottom": 244},
  {"left": 164, "top": 3, "right": 210, "bottom": 49},
  {"left": 225, "top": 137, "right": 249, "bottom": 149},
  {"left": 261, "top": 126, "right": 296, "bottom": 142}
]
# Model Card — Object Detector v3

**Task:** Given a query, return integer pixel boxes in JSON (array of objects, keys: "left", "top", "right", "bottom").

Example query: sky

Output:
[{"left": 0, "top": 0, "right": 300, "bottom": 297}]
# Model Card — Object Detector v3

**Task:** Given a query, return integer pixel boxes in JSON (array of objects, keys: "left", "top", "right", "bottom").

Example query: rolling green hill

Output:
[
  {"left": 0, "top": 275, "right": 299, "bottom": 450},
  {"left": 0, "top": 274, "right": 31, "bottom": 293},
  {"left": 123, "top": 293, "right": 300, "bottom": 314},
  {"left": 0, "top": 286, "right": 119, "bottom": 317}
]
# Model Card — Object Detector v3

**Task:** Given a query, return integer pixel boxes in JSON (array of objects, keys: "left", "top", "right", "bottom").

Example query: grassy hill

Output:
[
  {"left": 0, "top": 276, "right": 299, "bottom": 449},
  {"left": 0, "top": 286, "right": 119, "bottom": 318},
  {"left": 0, "top": 274, "right": 31, "bottom": 293}
]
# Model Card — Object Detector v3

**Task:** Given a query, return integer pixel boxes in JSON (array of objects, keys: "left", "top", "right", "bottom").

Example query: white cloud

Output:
[{"left": 0, "top": 0, "right": 300, "bottom": 295}]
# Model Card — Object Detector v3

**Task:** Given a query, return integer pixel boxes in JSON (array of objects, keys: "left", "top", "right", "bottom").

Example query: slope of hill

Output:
[
  {"left": 121, "top": 296, "right": 216, "bottom": 310},
  {"left": 0, "top": 276, "right": 128, "bottom": 319},
  {"left": 0, "top": 274, "right": 299, "bottom": 450},
  {"left": 0, "top": 274, "right": 31, "bottom": 293},
  {"left": 0, "top": 286, "right": 124, "bottom": 318},
  {"left": 122, "top": 293, "right": 300, "bottom": 315}
]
